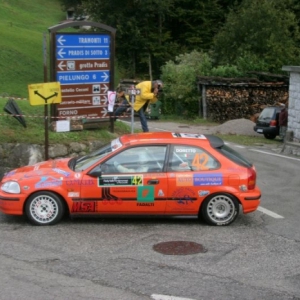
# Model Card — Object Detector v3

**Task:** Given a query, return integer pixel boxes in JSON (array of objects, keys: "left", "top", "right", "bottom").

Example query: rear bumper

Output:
[
  {"left": 253, "top": 125, "right": 278, "bottom": 135},
  {"left": 239, "top": 188, "right": 261, "bottom": 214}
]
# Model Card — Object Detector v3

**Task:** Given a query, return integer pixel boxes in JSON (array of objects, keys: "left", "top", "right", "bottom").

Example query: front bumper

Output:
[{"left": 0, "top": 195, "right": 24, "bottom": 215}]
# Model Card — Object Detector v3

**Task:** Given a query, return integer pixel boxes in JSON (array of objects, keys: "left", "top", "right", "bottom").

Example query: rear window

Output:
[
  {"left": 258, "top": 107, "right": 276, "bottom": 120},
  {"left": 215, "top": 144, "right": 252, "bottom": 168}
]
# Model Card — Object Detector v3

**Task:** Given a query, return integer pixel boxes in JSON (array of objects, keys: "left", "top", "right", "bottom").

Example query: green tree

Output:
[
  {"left": 161, "top": 51, "right": 212, "bottom": 117},
  {"left": 58, "top": 0, "right": 232, "bottom": 79},
  {"left": 213, "top": 0, "right": 300, "bottom": 73}
]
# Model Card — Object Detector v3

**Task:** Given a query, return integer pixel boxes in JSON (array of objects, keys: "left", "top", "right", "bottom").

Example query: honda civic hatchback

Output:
[
  {"left": 254, "top": 106, "right": 282, "bottom": 139},
  {"left": 0, "top": 132, "right": 261, "bottom": 226}
]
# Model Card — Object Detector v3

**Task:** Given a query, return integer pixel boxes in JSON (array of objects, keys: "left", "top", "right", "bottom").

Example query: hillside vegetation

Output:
[{"left": 0, "top": 0, "right": 65, "bottom": 97}]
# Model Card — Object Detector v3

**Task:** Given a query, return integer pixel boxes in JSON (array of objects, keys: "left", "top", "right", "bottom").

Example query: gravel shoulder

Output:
[{"left": 147, "top": 118, "right": 261, "bottom": 137}]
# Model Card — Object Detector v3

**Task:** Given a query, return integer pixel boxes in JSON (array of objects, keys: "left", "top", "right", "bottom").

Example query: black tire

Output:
[
  {"left": 263, "top": 133, "right": 276, "bottom": 139},
  {"left": 25, "top": 191, "right": 65, "bottom": 226},
  {"left": 200, "top": 193, "right": 239, "bottom": 226}
]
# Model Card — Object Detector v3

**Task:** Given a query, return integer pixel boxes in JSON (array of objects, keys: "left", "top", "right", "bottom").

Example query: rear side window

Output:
[
  {"left": 168, "top": 145, "right": 220, "bottom": 171},
  {"left": 216, "top": 145, "right": 252, "bottom": 168}
]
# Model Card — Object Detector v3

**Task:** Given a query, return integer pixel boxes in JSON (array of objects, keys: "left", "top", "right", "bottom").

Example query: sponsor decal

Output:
[
  {"left": 175, "top": 148, "right": 196, "bottom": 153},
  {"left": 172, "top": 133, "right": 206, "bottom": 139},
  {"left": 198, "top": 190, "right": 210, "bottom": 197},
  {"left": 102, "top": 187, "right": 123, "bottom": 204},
  {"left": 137, "top": 203, "right": 154, "bottom": 206},
  {"left": 176, "top": 174, "right": 193, "bottom": 186},
  {"left": 53, "top": 168, "right": 71, "bottom": 177},
  {"left": 172, "top": 187, "right": 196, "bottom": 205},
  {"left": 23, "top": 171, "right": 48, "bottom": 179},
  {"left": 66, "top": 179, "right": 94, "bottom": 186},
  {"left": 99, "top": 175, "right": 143, "bottom": 186},
  {"left": 158, "top": 189, "right": 164, "bottom": 196},
  {"left": 137, "top": 186, "right": 154, "bottom": 203},
  {"left": 4, "top": 170, "right": 16, "bottom": 178},
  {"left": 74, "top": 173, "right": 81, "bottom": 178},
  {"left": 68, "top": 192, "right": 80, "bottom": 197},
  {"left": 239, "top": 185, "right": 248, "bottom": 192},
  {"left": 193, "top": 173, "right": 223, "bottom": 186},
  {"left": 111, "top": 138, "right": 122, "bottom": 151},
  {"left": 72, "top": 201, "right": 96, "bottom": 212},
  {"left": 35, "top": 176, "right": 62, "bottom": 188},
  {"left": 111, "top": 187, "right": 136, "bottom": 193}
]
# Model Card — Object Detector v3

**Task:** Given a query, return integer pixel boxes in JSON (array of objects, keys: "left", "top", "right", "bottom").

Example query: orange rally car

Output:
[{"left": 0, "top": 132, "right": 261, "bottom": 226}]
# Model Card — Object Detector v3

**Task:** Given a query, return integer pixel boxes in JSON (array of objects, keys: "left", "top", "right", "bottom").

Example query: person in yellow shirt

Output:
[{"left": 133, "top": 80, "right": 163, "bottom": 132}]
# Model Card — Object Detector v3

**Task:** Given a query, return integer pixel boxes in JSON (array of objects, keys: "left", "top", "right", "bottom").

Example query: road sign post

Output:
[{"left": 126, "top": 86, "right": 141, "bottom": 133}]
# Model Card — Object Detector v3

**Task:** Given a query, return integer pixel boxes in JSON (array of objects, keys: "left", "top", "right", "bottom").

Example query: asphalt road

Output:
[{"left": 0, "top": 124, "right": 300, "bottom": 300}]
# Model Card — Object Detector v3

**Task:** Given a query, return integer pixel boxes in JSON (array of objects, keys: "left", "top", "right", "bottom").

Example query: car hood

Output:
[{"left": 2, "top": 158, "right": 72, "bottom": 182}]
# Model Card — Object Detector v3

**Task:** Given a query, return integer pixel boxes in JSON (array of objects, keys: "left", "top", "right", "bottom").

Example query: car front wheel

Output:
[
  {"left": 25, "top": 191, "right": 65, "bottom": 226},
  {"left": 200, "top": 193, "right": 239, "bottom": 226}
]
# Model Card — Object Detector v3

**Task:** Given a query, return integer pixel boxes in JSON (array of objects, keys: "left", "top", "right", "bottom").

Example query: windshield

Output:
[{"left": 73, "top": 138, "right": 122, "bottom": 171}]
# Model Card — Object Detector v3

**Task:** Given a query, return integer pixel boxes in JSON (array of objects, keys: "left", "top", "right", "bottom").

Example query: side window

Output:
[
  {"left": 101, "top": 146, "right": 167, "bottom": 174},
  {"left": 168, "top": 145, "right": 219, "bottom": 172}
]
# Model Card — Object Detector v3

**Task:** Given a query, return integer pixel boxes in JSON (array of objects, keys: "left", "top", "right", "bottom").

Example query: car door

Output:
[
  {"left": 166, "top": 144, "right": 221, "bottom": 215},
  {"left": 80, "top": 145, "right": 168, "bottom": 215}
]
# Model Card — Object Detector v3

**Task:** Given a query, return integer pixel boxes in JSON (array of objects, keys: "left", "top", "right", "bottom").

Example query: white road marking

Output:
[
  {"left": 250, "top": 149, "right": 300, "bottom": 161},
  {"left": 257, "top": 206, "right": 284, "bottom": 219},
  {"left": 151, "top": 294, "right": 196, "bottom": 300}
]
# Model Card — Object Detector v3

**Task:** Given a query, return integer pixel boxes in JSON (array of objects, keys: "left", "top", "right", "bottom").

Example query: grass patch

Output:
[
  {"left": 0, "top": 0, "right": 65, "bottom": 97},
  {"left": 214, "top": 133, "right": 281, "bottom": 146},
  {"left": 0, "top": 97, "right": 133, "bottom": 144}
]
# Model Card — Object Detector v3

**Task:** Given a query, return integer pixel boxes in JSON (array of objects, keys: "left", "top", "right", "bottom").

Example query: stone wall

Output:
[
  {"left": 281, "top": 66, "right": 300, "bottom": 155},
  {"left": 0, "top": 141, "right": 105, "bottom": 180},
  {"left": 286, "top": 71, "right": 300, "bottom": 142}
]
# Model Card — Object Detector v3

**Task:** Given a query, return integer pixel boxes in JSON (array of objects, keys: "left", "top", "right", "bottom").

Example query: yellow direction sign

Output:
[{"left": 28, "top": 82, "right": 62, "bottom": 106}]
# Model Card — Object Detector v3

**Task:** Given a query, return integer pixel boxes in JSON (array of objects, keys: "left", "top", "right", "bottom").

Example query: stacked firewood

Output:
[{"left": 205, "top": 86, "right": 288, "bottom": 122}]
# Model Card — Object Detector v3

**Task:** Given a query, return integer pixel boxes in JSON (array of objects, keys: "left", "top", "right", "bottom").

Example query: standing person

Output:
[
  {"left": 279, "top": 103, "right": 288, "bottom": 141},
  {"left": 133, "top": 80, "right": 163, "bottom": 132}
]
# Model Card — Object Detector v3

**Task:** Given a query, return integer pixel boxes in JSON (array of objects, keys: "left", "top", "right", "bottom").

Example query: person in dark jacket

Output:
[
  {"left": 113, "top": 86, "right": 130, "bottom": 120},
  {"left": 279, "top": 103, "right": 288, "bottom": 141}
]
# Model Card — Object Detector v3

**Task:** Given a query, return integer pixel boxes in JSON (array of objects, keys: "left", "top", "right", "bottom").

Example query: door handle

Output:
[{"left": 147, "top": 179, "right": 159, "bottom": 184}]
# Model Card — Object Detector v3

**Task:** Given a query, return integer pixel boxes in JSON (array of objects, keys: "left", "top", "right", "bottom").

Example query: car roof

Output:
[{"left": 119, "top": 132, "right": 224, "bottom": 148}]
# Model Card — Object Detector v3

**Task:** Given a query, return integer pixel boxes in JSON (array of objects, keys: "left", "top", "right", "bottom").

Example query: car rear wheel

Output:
[
  {"left": 200, "top": 193, "right": 239, "bottom": 226},
  {"left": 263, "top": 133, "right": 276, "bottom": 139},
  {"left": 25, "top": 191, "right": 64, "bottom": 226}
]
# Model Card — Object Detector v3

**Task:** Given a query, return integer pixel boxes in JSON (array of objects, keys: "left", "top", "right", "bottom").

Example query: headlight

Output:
[{"left": 1, "top": 181, "right": 21, "bottom": 194}]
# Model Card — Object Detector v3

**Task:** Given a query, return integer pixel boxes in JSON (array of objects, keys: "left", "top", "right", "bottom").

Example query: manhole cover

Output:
[{"left": 153, "top": 241, "right": 207, "bottom": 255}]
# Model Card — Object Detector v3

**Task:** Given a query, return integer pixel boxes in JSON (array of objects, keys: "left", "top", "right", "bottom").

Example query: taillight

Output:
[
  {"left": 247, "top": 167, "right": 256, "bottom": 190},
  {"left": 269, "top": 120, "right": 277, "bottom": 127}
]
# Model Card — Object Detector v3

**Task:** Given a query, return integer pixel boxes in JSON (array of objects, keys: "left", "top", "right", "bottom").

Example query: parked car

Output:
[
  {"left": 254, "top": 106, "right": 282, "bottom": 139},
  {"left": 0, "top": 132, "right": 261, "bottom": 226}
]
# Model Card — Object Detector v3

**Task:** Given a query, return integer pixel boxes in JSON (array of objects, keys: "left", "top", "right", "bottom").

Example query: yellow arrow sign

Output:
[{"left": 28, "top": 82, "right": 62, "bottom": 106}]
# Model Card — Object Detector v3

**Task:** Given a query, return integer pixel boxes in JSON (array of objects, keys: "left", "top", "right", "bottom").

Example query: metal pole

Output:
[
  {"left": 131, "top": 94, "right": 135, "bottom": 134},
  {"left": 43, "top": 32, "right": 49, "bottom": 160}
]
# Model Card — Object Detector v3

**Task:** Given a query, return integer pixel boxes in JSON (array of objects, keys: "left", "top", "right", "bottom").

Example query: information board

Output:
[{"left": 54, "top": 33, "right": 111, "bottom": 119}]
